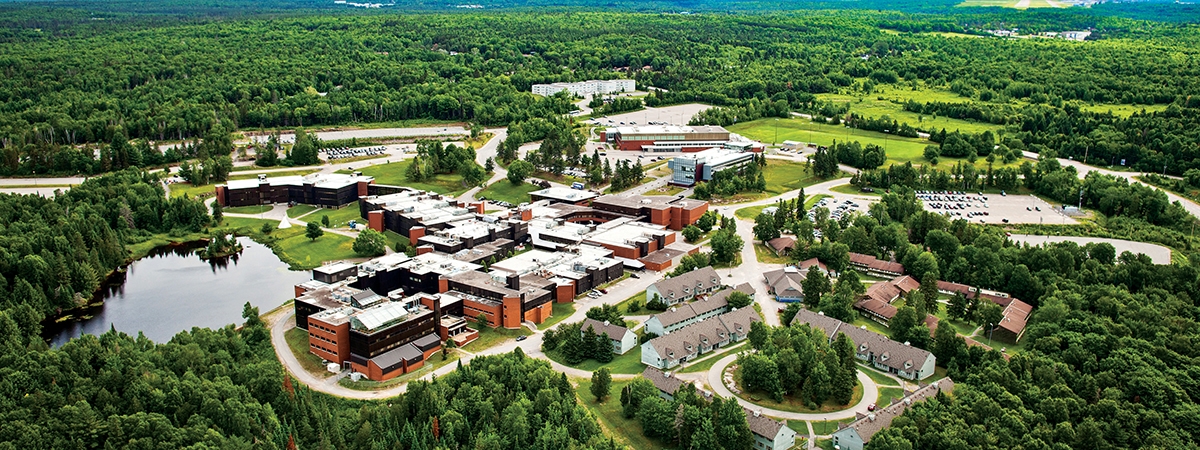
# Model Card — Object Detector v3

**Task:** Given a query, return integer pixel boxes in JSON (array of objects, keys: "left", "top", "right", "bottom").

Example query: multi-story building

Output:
[
  {"left": 791, "top": 309, "right": 936, "bottom": 380},
  {"left": 644, "top": 283, "right": 753, "bottom": 336},
  {"left": 667, "top": 148, "right": 757, "bottom": 187},
  {"left": 831, "top": 379, "right": 955, "bottom": 450},
  {"left": 531, "top": 79, "right": 635, "bottom": 97},
  {"left": 848, "top": 252, "right": 905, "bottom": 277},
  {"left": 488, "top": 246, "right": 624, "bottom": 298},
  {"left": 216, "top": 172, "right": 373, "bottom": 208},
  {"left": 581, "top": 318, "right": 637, "bottom": 355},
  {"left": 590, "top": 194, "right": 708, "bottom": 231},
  {"left": 607, "top": 125, "right": 732, "bottom": 152},
  {"left": 646, "top": 266, "right": 722, "bottom": 306},
  {"left": 445, "top": 270, "right": 555, "bottom": 329},
  {"left": 641, "top": 306, "right": 761, "bottom": 369},
  {"left": 359, "top": 189, "right": 525, "bottom": 247},
  {"left": 529, "top": 187, "right": 600, "bottom": 205}
]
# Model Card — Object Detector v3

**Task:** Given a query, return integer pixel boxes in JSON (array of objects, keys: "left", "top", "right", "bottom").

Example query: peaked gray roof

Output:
[
  {"left": 582, "top": 318, "right": 631, "bottom": 341},
  {"left": 650, "top": 266, "right": 720, "bottom": 301},
  {"left": 642, "top": 366, "right": 685, "bottom": 395},
  {"left": 370, "top": 343, "right": 423, "bottom": 370},
  {"left": 791, "top": 308, "right": 934, "bottom": 374},
  {"left": 836, "top": 379, "right": 955, "bottom": 444},
  {"left": 647, "top": 307, "right": 762, "bottom": 362},
  {"left": 744, "top": 408, "right": 787, "bottom": 440}
]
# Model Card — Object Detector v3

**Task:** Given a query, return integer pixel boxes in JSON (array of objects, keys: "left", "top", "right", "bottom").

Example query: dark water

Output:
[{"left": 45, "top": 237, "right": 309, "bottom": 346}]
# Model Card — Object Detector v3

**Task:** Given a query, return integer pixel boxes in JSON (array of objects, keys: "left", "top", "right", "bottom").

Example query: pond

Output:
[{"left": 45, "top": 237, "right": 309, "bottom": 346}]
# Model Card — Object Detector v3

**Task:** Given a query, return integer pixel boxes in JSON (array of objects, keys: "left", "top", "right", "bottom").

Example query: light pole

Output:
[
  {"left": 987, "top": 323, "right": 994, "bottom": 347},
  {"left": 774, "top": 119, "right": 779, "bottom": 145},
  {"left": 883, "top": 129, "right": 890, "bottom": 152}
]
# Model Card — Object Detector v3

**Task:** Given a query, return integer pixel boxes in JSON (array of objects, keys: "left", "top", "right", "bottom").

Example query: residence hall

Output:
[
  {"left": 581, "top": 318, "right": 637, "bottom": 355},
  {"left": 667, "top": 148, "right": 757, "bottom": 187},
  {"left": 216, "top": 172, "right": 374, "bottom": 208},
  {"left": 531, "top": 79, "right": 634, "bottom": 97},
  {"left": 848, "top": 252, "right": 905, "bottom": 277},
  {"left": 293, "top": 282, "right": 441, "bottom": 382},
  {"left": 644, "top": 283, "right": 754, "bottom": 336},
  {"left": 831, "top": 379, "right": 955, "bottom": 450},
  {"left": 646, "top": 266, "right": 722, "bottom": 306},
  {"left": 642, "top": 306, "right": 762, "bottom": 369},
  {"left": 642, "top": 367, "right": 797, "bottom": 450},
  {"left": 791, "top": 309, "right": 936, "bottom": 380}
]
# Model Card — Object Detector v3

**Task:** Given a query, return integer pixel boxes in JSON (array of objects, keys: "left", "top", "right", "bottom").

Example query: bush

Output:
[
  {"left": 353, "top": 228, "right": 388, "bottom": 256},
  {"left": 260, "top": 223, "right": 275, "bottom": 234}
]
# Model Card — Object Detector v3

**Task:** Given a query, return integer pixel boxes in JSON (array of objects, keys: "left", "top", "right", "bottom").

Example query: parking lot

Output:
[
  {"left": 588, "top": 103, "right": 712, "bottom": 128},
  {"left": 321, "top": 146, "right": 386, "bottom": 160},
  {"left": 917, "top": 190, "right": 1078, "bottom": 225}
]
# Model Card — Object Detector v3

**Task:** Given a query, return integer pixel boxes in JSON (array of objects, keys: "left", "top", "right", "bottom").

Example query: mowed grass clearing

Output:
[
  {"left": 338, "top": 159, "right": 477, "bottom": 196},
  {"left": 167, "top": 182, "right": 215, "bottom": 199},
  {"left": 477, "top": 181, "right": 539, "bottom": 205},
  {"left": 216, "top": 216, "right": 359, "bottom": 269},
  {"left": 310, "top": 202, "right": 363, "bottom": 228},
  {"left": 729, "top": 118, "right": 1019, "bottom": 171},
  {"left": 1079, "top": 103, "right": 1170, "bottom": 118},
  {"left": 574, "top": 378, "right": 673, "bottom": 450},
  {"left": 816, "top": 86, "right": 1003, "bottom": 136}
]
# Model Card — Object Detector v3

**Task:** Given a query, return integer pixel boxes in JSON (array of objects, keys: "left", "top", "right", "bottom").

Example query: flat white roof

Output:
[
  {"left": 613, "top": 125, "right": 727, "bottom": 135},
  {"left": 314, "top": 261, "right": 357, "bottom": 275},
  {"left": 532, "top": 187, "right": 599, "bottom": 202}
]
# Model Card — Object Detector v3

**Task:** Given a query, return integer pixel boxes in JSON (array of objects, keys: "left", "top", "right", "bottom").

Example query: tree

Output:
[
  {"left": 460, "top": 162, "right": 486, "bottom": 188},
  {"left": 260, "top": 222, "right": 275, "bottom": 234},
  {"left": 695, "top": 211, "right": 717, "bottom": 233},
  {"left": 476, "top": 312, "right": 490, "bottom": 329},
  {"left": 507, "top": 160, "right": 534, "bottom": 185},
  {"left": 781, "top": 303, "right": 803, "bottom": 327},
  {"left": 710, "top": 229, "right": 743, "bottom": 265},
  {"left": 727, "top": 291, "right": 753, "bottom": 309},
  {"left": 748, "top": 320, "right": 771, "bottom": 350},
  {"left": 290, "top": 128, "right": 319, "bottom": 166},
  {"left": 753, "top": 213, "right": 780, "bottom": 243},
  {"left": 976, "top": 301, "right": 1004, "bottom": 331},
  {"left": 591, "top": 368, "right": 612, "bottom": 402},
  {"left": 353, "top": 228, "right": 388, "bottom": 256},
  {"left": 689, "top": 417, "right": 719, "bottom": 450},
  {"left": 321, "top": 214, "right": 330, "bottom": 227},
  {"left": 211, "top": 202, "right": 223, "bottom": 224},
  {"left": 305, "top": 222, "right": 324, "bottom": 241},
  {"left": 561, "top": 326, "right": 585, "bottom": 365},
  {"left": 682, "top": 225, "right": 703, "bottom": 243},
  {"left": 802, "top": 269, "right": 831, "bottom": 309},
  {"left": 948, "top": 292, "right": 969, "bottom": 320}
]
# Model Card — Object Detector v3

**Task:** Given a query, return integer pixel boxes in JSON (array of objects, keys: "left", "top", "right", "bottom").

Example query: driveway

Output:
[{"left": 1008, "top": 233, "right": 1172, "bottom": 264}]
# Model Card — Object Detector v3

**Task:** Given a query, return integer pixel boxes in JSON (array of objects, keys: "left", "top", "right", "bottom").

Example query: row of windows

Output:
[{"left": 310, "top": 342, "right": 336, "bottom": 355}]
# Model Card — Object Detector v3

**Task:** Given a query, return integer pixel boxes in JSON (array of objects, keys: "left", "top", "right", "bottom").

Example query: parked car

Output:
[{"left": 515, "top": 335, "right": 527, "bottom": 342}]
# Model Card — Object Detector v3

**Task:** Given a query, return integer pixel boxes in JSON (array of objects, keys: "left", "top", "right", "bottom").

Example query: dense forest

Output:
[{"left": 3, "top": 9, "right": 1200, "bottom": 175}]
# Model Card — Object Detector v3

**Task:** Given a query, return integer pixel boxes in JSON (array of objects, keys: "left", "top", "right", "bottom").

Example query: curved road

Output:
[{"left": 705, "top": 353, "right": 881, "bottom": 421}]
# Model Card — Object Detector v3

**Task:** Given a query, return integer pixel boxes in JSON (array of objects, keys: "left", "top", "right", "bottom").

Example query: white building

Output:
[{"left": 531, "top": 79, "right": 635, "bottom": 97}]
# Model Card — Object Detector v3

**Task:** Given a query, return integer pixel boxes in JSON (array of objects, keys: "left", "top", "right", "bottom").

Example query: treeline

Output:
[
  {"left": 844, "top": 113, "right": 918, "bottom": 137},
  {"left": 406, "top": 139, "right": 485, "bottom": 187},
  {"left": 620, "top": 375, "right": 755, "bottom": 450}
]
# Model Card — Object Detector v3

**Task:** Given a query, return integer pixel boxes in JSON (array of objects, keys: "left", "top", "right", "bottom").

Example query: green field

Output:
[
  {"left": 284, "top": 327, "right": 335, "bottom": 378},
  {"left": 812, "top": 420, "right": 843, "bottom": 436},
  {"left": 224, "top": 205, "right": 273, "bottom": 214},
  {"left": 753, "top": 243, "right": 791, "bottom": 264},
  {"left": 216, "top": 216, "right": 359, "bottom": 269},
  {"left": 167, "top": 182, "right": 215, "bottom": 199},
  {"left": 730, "top": 118, "right": 1018, "bottom": 171},
  {"left": 464, "top": 326, "right": 532, "bottom": 352},
  {"left": 311, "top": 202, "right": 364, "bottom": 228},
  {"left": 546, "top": 346, "right": 646, "bottom": 375},
  {"left": 537, "top": 302, "right": 577, "bottom": 331},
  {"left": 677, "top": 341, "right": 748, "bottom": 373},
  {"left": 287, "top": 204, "right": 320, "bottom": 218},
  {"left": 574, "top": 378, "right": 674, "bottom": 450},
  {"left": 734, "top": 367, "right": 864, "bottom": 414},
  {"left": 709, "top": 159, "right": 841, "bottom": 204},
  {"left": 614, "top": 291, "right": 647, "bottom": 315},
  {"left": 339, "top": 159, "right": 478, "bottom": 196},
  {"left": 858, "top": 364, "right": 902, "bottom": 387},
  {"left": 829, "top": 183, "right": 882, "bottom": 196},
  {"left": 816, "top": 86, "right": 1003, "bottom": 136},
  {"left": 477, "top": 181, "right": 539, "bottom": 205},
  {"left": 1080, "top": 103, "right": 1170, "bottom": 118},
  {"left": 878, "top": 387, "right": 906, "bottom": 406},
  {"left": 228, "top": 169, "right": 320, "bottom": 180}
]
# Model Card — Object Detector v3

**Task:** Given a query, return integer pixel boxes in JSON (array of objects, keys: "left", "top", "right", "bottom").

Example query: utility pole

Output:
[
  {"left": 774, "top": 119, "right": 779, "bottom": 145},
  {"left": 1078, "top": 188, "right": 1083, "bottom": 210}
]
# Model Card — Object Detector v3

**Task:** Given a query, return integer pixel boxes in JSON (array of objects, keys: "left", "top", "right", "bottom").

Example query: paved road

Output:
[
  {"left": 0, "top": 176, "right": 88, "bottom": 186},
  {"left": 243, "top": 126, "right": 469, "bottom": 145},
  {"left": 1008, "top": 233, "right": 1172, "bottom": 264},
  {"left": 1022, "top": 150, "right": 1200, "bottom": 219},
  {"left": 705, "top": 353, "right": 881, "bottom": 421}
]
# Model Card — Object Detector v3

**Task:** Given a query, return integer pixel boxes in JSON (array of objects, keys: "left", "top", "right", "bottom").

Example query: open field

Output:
[
  {"left": 1080, "top": 103, "right": 1170, "bottom": 118},
  {"left": 734, "top": 367, "right": 864, "bottom": 414},
  {"left": 287, "top": 204, "right": 319, "bottom": 218},
  {"left": 731, "top": 118, "right": 1019, "bottom": 171},
  {"left": 477, "top": 180, "right": 539, "bottom": 205},
  {"left": 464, "top": 326, "right": 532, "bottom": 352},
  {"left": 338, "top": 159, "right": 477, "bottom": 196},
  {"left": 167, "top": 182, "right": 214, "bottom": 199},
  {"left": 537, "top": 302, "right": 577, "bottom": 331},
  {"left": 312, "top": 202, "right": 364, "bottom": 228},
  {"left": 284, "top": 327, "right": 335, "bottom": 379},
  {"left": 545, "top": 346, "right": 645, "bottom": 375},
  {"left": 754, "top": 243, "right": 791, "bottom": 264},
  {"left": 707, "top": 160, "right": 841, "bottom": 204},
  {"left": 217, "top": 216, "right": 359, "bottom": 269},
  {"left": 225, "top": 205, "right": 272, "bottom": 214},
  {"left": 816, "top": 87, "right": 1003, "bottom": 136},
  {"left": 574, "top": 378, "right": 673, "bottom": 450}
]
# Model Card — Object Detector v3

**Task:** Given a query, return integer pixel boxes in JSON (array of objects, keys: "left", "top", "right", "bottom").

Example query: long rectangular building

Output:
[
  {"left": 668, "top": 148, "right": 757, "bottom": 187},
  {"left": 216, "top": 172, "right": 373, "bottom": 208},
  {"left": 609, "top": 125, "right": 731, "bottom": 152},
  {"left": 791, "top": 309, "right": 936, "bottom": 380},
  {"left": 531, "top": 79, "right": 635, "bottom": 97}
]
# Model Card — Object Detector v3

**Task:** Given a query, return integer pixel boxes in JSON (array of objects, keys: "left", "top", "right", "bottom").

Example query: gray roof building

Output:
[
  {"left": 831, "top": 379, "right": 955, "bottom": 450},
  {"left": 791, "top": 308, "right": 936, "bottom": 380}
]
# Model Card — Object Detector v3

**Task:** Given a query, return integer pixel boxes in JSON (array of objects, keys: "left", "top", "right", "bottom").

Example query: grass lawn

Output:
[
  {"left": 338, "top": 351, "right": 461, "bottom": 391},
  {"left": 464, "top": 326, "right": 532, "bottom": 352},
  {"left": 287, "top": 204, "right": 320, "bottom": 218},
  {"left": 225, "top": 205, "right": 273, "bottom": 214},
  {"left": 730, "top": 117, "right": 1015, "bottom": 171},
  {"left": 478, "top": 181, "right": 539, "bottom": 205},
  {"left": 805, "top": 194, "right": 831, "bottom": 209},
  {"left": 702, "top": 160, "right": 843, "bottom": 204},
  {"left": 273, "top": 228, "right": 359, "bottom": 269},
  {"left": 851, "top": 316, "right": 893, "bottom": 336},
  {"left": 787, "top": 420, "right": 809, "bottom": 436},
  {"left": 734, "top": 367, "right": 863, "bottom": 414},
  {"left": 643, "top": 184, "right": 685, "bottom": 196},
  {"left": 735, "top": 204, "right": 769, "bottom": 220},
  {"left": 575, "top": 378, "right": 675, "bottom": 450},
  {"left": 754, "top": 243, "right": 791, "bottom": 264},
  {"left": 546, "top": 346, "right": 646, "bottom": 375},
  {"left": 125, "top": 231, "right": 210, "bottom": 261},
  {"left": 878, "top": 387, "right": 906, "bottom": 406},
  {"left": 340, "top": 160, "right": 477, "bottom": 196},
  {"left": 677, "top": 341, "right": 748, "bottom": 373},
  {"left": 382, "top": 230, "right": 409, "bottom": 250},
  {"left": 1080, "top": 103, "right": 1169, "bottom": 118},
  {"left": 815, "top": 86, "right": 1003, "bottom": 136},
  {"left": 615, "top": 291, "right": 648, "bottom": 315},
  {"left": 312, "top": 202, "right": 363, "bottom": 228},
  {"left": 167, "top": 182, "right": 215, "bottom": 199},
  {"left": 465, "top": 132, "right": 495, "bottom": 149},
  {"left": 921, "top": 366, "right": 949, "bottom": 383},
  {"left": 228, "top": 169, "right": 319, "bottom": 180},
  {"left": 284, "top": 327, "right": 335, "bottom": 379},
  {"left": 858, "top": 364, "right": 902, "bottom": 387},
  {"left": 812, "top": 420, "right": 843, "bottom": 435},
  {"left": 830, "top": 183, "right": 881, "bottom": 196},
  {"left": 538, "top": 302, "right": 577, "bottom": 331}
]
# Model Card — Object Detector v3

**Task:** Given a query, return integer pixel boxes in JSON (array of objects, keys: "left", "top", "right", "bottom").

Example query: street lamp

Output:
[
  {"left": 883, "top": 129, "right": 889, "bottom": 152},
  {"left": 774, "top": 119, "right": 779, "bottom": 145}
]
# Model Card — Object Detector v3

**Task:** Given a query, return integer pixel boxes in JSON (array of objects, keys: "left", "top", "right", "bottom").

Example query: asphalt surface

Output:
[{"left": 1008, "top": 233, "right": 1172, "bottom": 264}]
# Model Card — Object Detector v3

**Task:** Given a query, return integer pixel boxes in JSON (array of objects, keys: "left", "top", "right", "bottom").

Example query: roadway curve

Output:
[{"left": 705, "top": 353, "right": 881, "bottom": 421}]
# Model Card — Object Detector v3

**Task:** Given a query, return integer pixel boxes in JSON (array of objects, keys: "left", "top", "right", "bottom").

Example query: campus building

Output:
[
  {"left": 529, "top": 187, "right": 600, "bottom": 205},
  {"left": 359, "top": 188, "right": 528, "bottom": 247},
  {"left": 667, "top": 148, "right": 757, "bottom": 187},
  {"left": 642, "top": 307, "right": 761, "bottom": 369},
  {"left": 644, "top": 283, "right": 753, "bottom": 336},
  {"left": 531, "top": 79, "right": 635, "bottom": 97},
  {"left": 831, "top": 379, "right": 955, "bottom": 450},
  {"left": 848, "top": 252, "right": 905, "bottom": 277},
  {"left": 488, "top": 246, "right": 625, "bottom": 299},
  {"left": 520, "top": 204, "right": 699, "bottom": 271},
  {"left": 607, "top": 125, "right": 732, "bottom": 152},
  {"left": 646, "top": 266, "right": 722, "bottom": 306},
  {"left": 791, "top": 309, "right": 936, "bottom": 380},
  {"left": 590, "top": 194, "right": 708, "bottom": 231},
  {"left": 581, "top": 318, "right": 637, "bottom": 355},
  {"left": 294, "top": 282, "right": 442, "bottom": 382},
  {"left": 445, "top": 270, "right": 555, "bottom": 329},
  {"left": 216, "top": 172, "right": 373, "bottom": 208}
]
